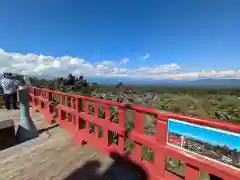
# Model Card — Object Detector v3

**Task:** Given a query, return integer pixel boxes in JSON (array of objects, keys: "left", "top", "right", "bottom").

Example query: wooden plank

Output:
[{"left": 0, "top": 119, "right": 14, "bottom": 130}]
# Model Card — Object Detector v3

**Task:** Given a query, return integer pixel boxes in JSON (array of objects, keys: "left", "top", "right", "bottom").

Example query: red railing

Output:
[{"left": 27, "top": 86, "right": 240, "bottom": 180}]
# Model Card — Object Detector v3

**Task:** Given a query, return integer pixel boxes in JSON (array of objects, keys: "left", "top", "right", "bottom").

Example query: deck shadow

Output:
[
  {"left": 38, "top": 124, "right": 59, "bottom": 134},
  {"left": 64, "top": 152, "right": 148, "bottom": 180}
]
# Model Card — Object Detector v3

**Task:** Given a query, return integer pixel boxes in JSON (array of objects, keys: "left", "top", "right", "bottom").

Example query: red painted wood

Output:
[
  {"left": 26, "top": 86, "right": 240, "bottom": 180},
  {"left": 153, "top": 120, "right": 168, "bottom": 178},
  {"left": 185, "top": 165, "right": 199, "bottom": 180}
]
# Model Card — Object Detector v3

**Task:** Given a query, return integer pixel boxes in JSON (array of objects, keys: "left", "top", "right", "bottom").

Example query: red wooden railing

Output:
[{"left": 27, "top": 86, "right": 240, "bottom": 180}]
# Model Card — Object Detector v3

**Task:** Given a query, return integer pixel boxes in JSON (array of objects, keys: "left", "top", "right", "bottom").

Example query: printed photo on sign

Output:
[{"left": 167, "top": 118, "right": 240, "bottom": 168}]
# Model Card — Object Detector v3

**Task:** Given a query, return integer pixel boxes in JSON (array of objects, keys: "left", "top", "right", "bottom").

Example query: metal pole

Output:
[{"left": 16, "top": 86, "right": 38, "bottom": 143}]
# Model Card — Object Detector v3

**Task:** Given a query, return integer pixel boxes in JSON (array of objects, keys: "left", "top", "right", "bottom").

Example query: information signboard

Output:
[{"left": 167, "top": 118, "right": 240, "bottom": 168}]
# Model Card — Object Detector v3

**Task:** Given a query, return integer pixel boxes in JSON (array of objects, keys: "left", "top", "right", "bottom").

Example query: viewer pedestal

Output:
[{"left": 16, "top": 87, "right": 38, "bottom": 143}]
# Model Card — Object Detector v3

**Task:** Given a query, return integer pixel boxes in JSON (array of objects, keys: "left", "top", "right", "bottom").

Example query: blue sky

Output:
[
  {"left": 168, "top": 119, "right": 240, "bottom": 150},
  {"left": 0, "top": 0, "right": 240, "bottom": 80}
]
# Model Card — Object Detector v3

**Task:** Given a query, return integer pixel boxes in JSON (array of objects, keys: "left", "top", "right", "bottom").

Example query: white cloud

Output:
[
  {"left": 0, "top": 48, "right": 240, "bottom": 80},
  {"left": 141, "top": 53, "right": 150, "bottom": 60},
  {"left": 120, "top": 58, "right": 129, "bottom": 64},
  {"left": 136, "top": 63, "right": 180, "bottom": 74}
]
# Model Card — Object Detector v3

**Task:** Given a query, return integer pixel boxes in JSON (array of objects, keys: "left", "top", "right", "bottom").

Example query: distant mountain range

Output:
[
  {"left": 182, "top": 79, "right": 240, "bottom": 88},
  {"left": 1, "top": 73, "right": 239, "bottom": 87},
  {"left": 87, "top": 77, "right": 240, "bottom": 88}
]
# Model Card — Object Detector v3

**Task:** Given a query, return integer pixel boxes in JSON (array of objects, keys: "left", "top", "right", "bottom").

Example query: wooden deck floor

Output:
[{"left": 0, "top": 109, "right": 114, "bottom": 180}]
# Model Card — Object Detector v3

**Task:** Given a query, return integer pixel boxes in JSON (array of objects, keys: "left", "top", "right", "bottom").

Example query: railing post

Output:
[
  {"left": 16, "top": 86, "right": 38, "bottom": 143},
  {"left": 94, "top": 102, "right": 99, "bottom": 139},
  {"left": 32, "top": 87, "right": 37, "bottom": 109},
  {"left": 131, "top": 111, "right": 143, "bottom": 161},
  {"left": 118, "top": 107, "right": 125, "bottom": 153},
  {"left": 153, "top": 115, "right": 168, "bottom": 178},
  {"left": 103, "top": 104, "right": 111, "bottom": 146},
  {"left": 75, "top": 97, "right": 79, "bottom": 135},
  {"left": 47, "top": 91, "right": 53, "bottom": 124},
  {"left": 185, "top": 164, "right": 199, "bottom": 180},
  {"left": 57, "top": 95, "right": 63, "bottom": 123}
]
